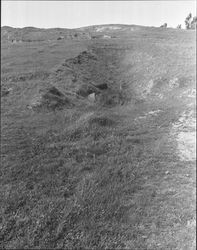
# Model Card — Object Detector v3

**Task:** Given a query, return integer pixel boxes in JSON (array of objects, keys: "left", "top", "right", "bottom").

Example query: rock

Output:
[
  {"left": 57, "top": 36, "right": 64, "bottom": 40},
  {"left": 95, "top": 83, "right": 108, "bottom": 90},
  {"left": 169, "top": 78, "right": 179, "bottom": 88},
  {"left": 88, "top": 93, "right": 96, "bottom": 102}
]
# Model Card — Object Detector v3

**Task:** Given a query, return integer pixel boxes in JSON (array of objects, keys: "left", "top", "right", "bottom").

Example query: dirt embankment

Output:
[{"left": 48, "top": 46, "right": 130, "bottom": 107}]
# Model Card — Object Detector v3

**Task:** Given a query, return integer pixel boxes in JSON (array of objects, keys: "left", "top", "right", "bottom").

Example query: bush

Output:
[
  {"left": 160, "top": 23, "right": 167, "bottom": 28},
  {"left": 191, "top": 16, "right": 197, "bottom": 29},
  {"left": 185, "top": 13, "right": 196, "bottom": 30}
]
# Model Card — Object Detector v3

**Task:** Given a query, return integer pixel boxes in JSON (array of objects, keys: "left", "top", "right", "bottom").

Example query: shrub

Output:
[
  {"left": 191, "top": 16, "right": 197, "bottom": 29},
  {"left": 185, "top": 13, "right": 196, "bottom": 30},
  {"left": 160, "top": 23, "right": 167, "bottom": 28}
]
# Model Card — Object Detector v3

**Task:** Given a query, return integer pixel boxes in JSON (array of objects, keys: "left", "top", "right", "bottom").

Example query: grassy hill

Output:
[{"left": 1, "top": 25, "right": 196, "bottom": 249}]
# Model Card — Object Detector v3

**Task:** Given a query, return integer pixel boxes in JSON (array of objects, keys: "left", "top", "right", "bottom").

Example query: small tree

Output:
[
  {"left": 176, "top": 24, "right": 181, "bottom": 29},
  {"left": 160, "top": 23, "right": 167, "bottom": 28},
  {"left": 185, "top": 13, "right": 192, "bottom": 29},
  {"left": 191, "top": 16, "right": 197, "bottom": 29}
]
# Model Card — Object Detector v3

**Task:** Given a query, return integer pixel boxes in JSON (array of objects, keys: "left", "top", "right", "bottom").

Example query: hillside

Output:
[
  {"left": 1, "top": 25, "right": 196, "bottom": 249},
  {"left": 1, "top": 26, "right": 91, "bottom": 43}
]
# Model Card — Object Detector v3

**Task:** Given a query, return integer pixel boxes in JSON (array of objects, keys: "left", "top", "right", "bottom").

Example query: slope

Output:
[{"left": 1, "top": 26, "right": 196, "bottom": 249}]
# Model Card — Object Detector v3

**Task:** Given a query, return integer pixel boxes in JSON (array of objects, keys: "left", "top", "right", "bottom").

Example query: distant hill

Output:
[
  {"left": 1, "top": 26, "right": 91, "bottom": 43},
  {"left": 1, "top": 24, "right": 182, "bottom": 43}
]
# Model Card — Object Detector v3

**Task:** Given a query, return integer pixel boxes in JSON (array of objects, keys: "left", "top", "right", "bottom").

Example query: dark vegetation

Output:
[
  {"left": 29, "top": 86, "right": 74, "bottom": 112},
  {"left": 160, "top": 23, "right": 167, "bottom": 28},
  {"left": 1, "top": 25, "right": 196, "bottom": 249},
  {"left": 185, "top": 13, "right": 197, "bottom": 30}
]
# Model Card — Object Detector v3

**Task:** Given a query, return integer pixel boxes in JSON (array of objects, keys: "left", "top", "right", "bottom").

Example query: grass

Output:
[{"left": 1, "top": 25, "right": 196, "bottom": 249}]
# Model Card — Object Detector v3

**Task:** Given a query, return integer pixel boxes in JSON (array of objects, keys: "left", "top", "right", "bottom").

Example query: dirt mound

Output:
[
  {"left": 50, "top": 50, "right": 100, "bottom": 95},
  {"left": 66, "top": 50, "right": 97, "bottom": 66},
  {"left": 29, "top": 86, "right": 73, "bottom": 111}
]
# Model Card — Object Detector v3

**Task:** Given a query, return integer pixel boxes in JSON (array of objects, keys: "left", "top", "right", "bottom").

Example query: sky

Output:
[{"left": 1, "top": 1, "right": 196, "bottom": 29}]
